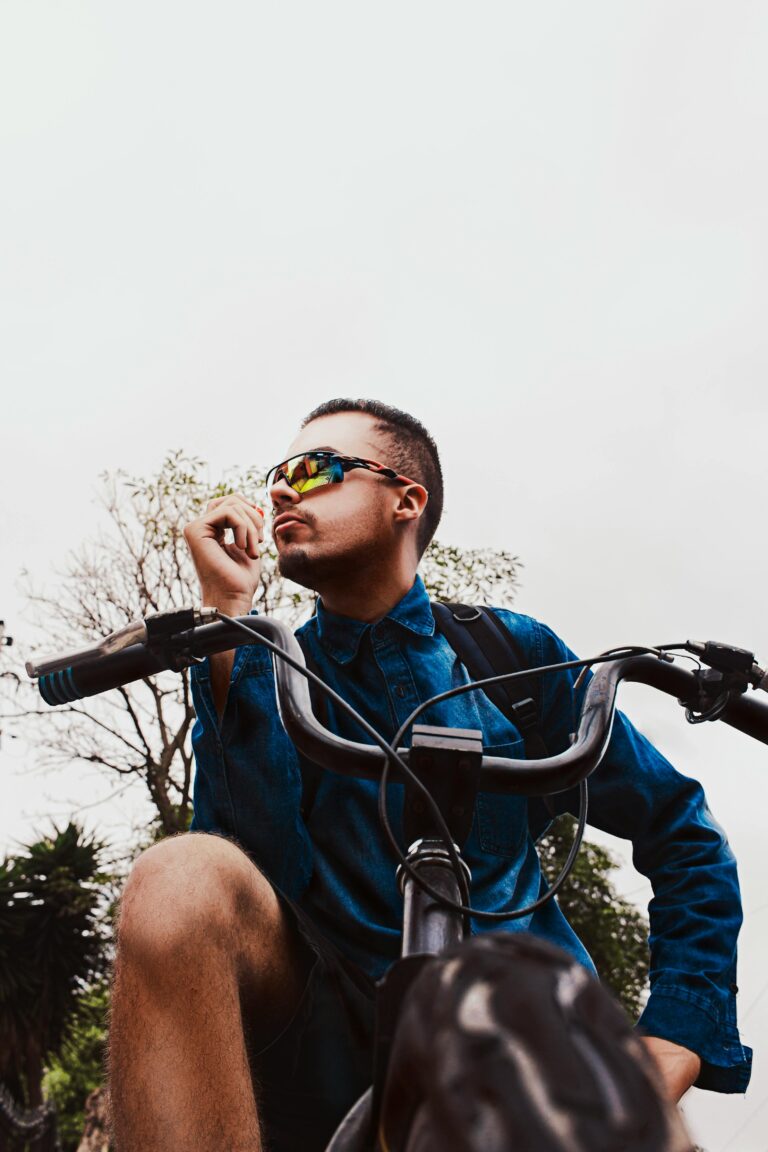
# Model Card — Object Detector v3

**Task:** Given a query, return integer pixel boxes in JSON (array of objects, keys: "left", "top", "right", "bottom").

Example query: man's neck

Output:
[{"left": 317, "top": 565, "right": 418, "bottom": 624}]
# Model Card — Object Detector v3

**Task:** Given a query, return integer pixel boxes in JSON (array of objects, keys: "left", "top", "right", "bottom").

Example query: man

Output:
[{"left": 109, "top": 399, "right": 751, "bottom": 1152}]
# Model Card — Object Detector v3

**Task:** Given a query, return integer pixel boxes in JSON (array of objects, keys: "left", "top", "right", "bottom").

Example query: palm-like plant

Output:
[{"left": 0, "top": 823, "right": 109, "bottom": 1110}]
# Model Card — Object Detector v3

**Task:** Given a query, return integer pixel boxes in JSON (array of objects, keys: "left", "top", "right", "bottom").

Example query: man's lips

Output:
[{"left": 273, "top": 513, "right": 308, "bottom": 534}]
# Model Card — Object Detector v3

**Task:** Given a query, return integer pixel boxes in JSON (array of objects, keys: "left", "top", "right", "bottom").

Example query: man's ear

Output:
[{"left": 392, "top": 483, "right": 429, "bottom": 525}]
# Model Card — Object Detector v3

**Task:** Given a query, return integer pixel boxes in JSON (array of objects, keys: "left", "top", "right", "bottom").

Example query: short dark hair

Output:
[{"left": 301, "top": 398, "right": 443, "bottom": 554}]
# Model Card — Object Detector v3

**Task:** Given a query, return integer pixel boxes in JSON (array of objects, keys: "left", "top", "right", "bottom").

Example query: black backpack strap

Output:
[{"left": 431, "top": 602, "right": 549, "bottom": 761}]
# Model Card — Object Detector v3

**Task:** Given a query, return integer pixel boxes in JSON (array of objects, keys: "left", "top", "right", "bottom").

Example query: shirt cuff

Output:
[{"left": 638, "top": 987, "right": 752, "bottom": 1094}]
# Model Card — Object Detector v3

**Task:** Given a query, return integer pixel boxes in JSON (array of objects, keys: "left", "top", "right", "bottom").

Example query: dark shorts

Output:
[{"left": 247, "top": 895, "right": 377, "bottom": 1152}]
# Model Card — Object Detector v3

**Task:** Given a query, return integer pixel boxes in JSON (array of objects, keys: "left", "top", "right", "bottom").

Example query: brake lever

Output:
[
  {"left": 678, "top": 640, "right": 767, "bottom": 723},
  {"left": 145, "top": 607, "right": 220, "bottom": 671},
  {"left": 684, "top": 640, "right": 768, "bottom": 692}
]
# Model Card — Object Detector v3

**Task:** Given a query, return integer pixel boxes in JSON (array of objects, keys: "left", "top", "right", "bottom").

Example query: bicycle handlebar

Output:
[{"left": 27, "top": 614, "right": 768, "bottom": 796}]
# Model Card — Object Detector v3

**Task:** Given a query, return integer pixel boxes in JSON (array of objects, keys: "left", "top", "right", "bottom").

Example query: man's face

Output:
[{"left": 269, "top": 411, "right": 409, "bottom": 590}]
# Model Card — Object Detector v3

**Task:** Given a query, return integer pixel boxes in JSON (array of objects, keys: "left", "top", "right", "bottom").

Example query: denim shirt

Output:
[{"left": 190, "top": 576, "right": 752, "bottom": 1093}]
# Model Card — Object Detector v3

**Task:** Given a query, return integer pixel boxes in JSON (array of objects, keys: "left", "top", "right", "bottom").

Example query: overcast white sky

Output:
[{"left": 2, "top": 3, "right": 767, "bottom": 1147}]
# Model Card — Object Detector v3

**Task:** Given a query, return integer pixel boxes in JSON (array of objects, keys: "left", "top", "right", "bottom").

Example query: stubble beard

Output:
[
  {"left": 276, "top": 545, "right": 355, "bottom": 592},
  {"left": 276, "top": 546, "right": 324, "bottom": 591},
  {"left": 277, "top": 535, "right": 384, "bottom": 593}
]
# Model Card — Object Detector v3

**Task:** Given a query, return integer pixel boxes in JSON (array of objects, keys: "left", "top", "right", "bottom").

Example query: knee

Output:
[{"left": 116, "top": 833, "right": 274, "bottom": 974}]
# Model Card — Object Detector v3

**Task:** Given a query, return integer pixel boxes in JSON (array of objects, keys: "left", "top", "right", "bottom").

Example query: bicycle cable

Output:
[
  {"left": 218, "top": 616, "right": 670, "bottom": 922},
  {"left": 378, "top": 645, "right": 668, "bottom": 922},
  {"left": 218, "top": 614, "right": 472, "bottom": 908},
  {"left": 394, "top": 645, "right": 672, "bottom": 731}
]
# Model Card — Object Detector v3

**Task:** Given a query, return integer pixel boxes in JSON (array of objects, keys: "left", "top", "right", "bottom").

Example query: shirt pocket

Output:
[{"left": 474, "top": 740, "right": 528, "bottom": 858}]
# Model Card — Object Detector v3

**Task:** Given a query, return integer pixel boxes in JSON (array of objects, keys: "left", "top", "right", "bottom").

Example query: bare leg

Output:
[{"left": 108, "top": 832, "right": 309, "bottom": 1152}]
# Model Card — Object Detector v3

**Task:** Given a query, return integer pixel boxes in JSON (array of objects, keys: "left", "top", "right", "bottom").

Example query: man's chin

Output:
[{"left": 276, "top": 546, "right": 325, "bottom": 591}]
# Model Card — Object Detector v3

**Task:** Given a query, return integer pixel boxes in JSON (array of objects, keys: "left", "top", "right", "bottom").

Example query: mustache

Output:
[{"left": 271, "top": 507, "right": 315, "bottom": 528}]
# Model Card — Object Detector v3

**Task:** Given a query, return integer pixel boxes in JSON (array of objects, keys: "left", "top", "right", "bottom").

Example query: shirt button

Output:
[
  {"left": 395, "top": 685, "right": 406, "bottom": 698},
  {"left": 730, "top": 983, "right": 739, "bottom": 994}
]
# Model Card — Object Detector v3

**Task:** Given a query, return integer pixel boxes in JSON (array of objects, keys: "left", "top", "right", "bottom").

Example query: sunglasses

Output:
[{"left": 266, "top": 451, "right": 421, "bottom": 495}]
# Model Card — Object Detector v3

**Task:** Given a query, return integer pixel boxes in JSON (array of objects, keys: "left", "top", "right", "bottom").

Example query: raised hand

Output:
[{"left": 183, "top": 494, "right": 265, "bottom": 615}]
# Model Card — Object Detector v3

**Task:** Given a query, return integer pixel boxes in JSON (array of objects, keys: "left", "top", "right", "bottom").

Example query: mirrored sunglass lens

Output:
[
  {"left": 296, "top": 474, "right": 331, "bottom": 492},
  {"left": 283, "top": 454, "right": 336, "bottom": 492}
]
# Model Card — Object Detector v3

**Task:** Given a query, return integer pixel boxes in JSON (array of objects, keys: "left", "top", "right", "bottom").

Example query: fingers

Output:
[
  {"left": 187, "top": 495, "right": 265, "bottom": 558},
  {"left": 182, "top": 494, "right": 266, "bottom": 613},
  {"left": 205, "top": 494, "right": 264, "bottom": 516}
]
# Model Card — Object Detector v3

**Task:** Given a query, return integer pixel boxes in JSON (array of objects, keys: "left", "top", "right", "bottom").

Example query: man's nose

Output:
[{"left": 269, "top": 476, "right": 301, "bottom": 509}]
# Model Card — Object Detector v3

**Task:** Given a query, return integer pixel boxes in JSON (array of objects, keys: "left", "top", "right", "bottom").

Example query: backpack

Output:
[{"left": 297, "top": 602, "right": 557, "bottom": 825}]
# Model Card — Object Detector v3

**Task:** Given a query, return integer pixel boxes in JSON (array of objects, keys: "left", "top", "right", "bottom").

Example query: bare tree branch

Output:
[{"left": 2, "top": 451, "right": 522, "bottom": 843}]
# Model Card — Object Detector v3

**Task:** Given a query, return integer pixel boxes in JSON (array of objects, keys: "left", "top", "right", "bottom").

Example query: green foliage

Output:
[
  {"left": 0, "top": 823, "right": 109, "bottom": 1109},
  {"left": 538, "top": 816, "right": 650, "bottom": 1019},
  {"left": 421, "top": 541, "right": 521, "bottom": 607},
  {"left": 43, "top": 982, "right": 110, "bottom": 1152}
]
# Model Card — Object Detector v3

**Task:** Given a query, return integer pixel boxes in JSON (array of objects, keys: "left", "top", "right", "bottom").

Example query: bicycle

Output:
[{"left": 27, "top": 609, "right": 768, "bottom": 1151}]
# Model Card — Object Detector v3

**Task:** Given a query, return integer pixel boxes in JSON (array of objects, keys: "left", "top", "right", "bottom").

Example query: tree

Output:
[
  {"left": 5, "top": 451, "right": 523, "bottom": 837},
  {"left": 43, "top": 983, "right": 110, "bottom": 1152},
  {"left": 8, "top": 454, "right": 271, "bottom": 837},
  {"left": 539, "top": 815, "right": 650, "bottom": 1019},
  {"left": 0, "top": 824, "right": 110, "bottom": 1112}
]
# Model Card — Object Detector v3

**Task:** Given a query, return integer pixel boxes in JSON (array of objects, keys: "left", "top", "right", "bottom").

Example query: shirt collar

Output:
[{"left": 312, "top": 575, "right": 436, "bottom": 665}]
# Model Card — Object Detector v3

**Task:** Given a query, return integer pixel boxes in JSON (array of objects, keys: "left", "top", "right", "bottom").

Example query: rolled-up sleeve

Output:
[
  {"left": 589, "top": 709, "right": 751, "bottom": 1092},
  {"left": 504, "top": 613, "right": 752, "bottom": 1093}
]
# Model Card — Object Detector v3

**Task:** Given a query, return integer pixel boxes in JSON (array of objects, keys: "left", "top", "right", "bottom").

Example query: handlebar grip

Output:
[
  {"left": 37, "top": 644, "right": 169, "bottom": 705},
  {"left": 33, "top": 616, "right": 267, "bottom": 705}
]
